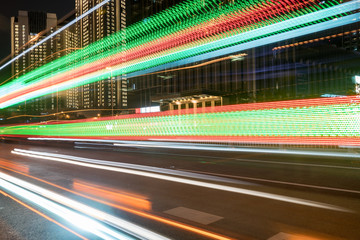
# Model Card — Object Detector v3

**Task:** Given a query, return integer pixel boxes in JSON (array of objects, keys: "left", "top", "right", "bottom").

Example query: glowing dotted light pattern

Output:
[
  {"left": 1, "top": 96, "right": 360, "bottom": 146},
  {"left": 0, "top": 0, "right": 353, "bottom": 109}
]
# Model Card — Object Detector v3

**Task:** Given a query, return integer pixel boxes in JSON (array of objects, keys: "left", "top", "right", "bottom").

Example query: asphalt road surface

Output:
[{"left": 0, "top": 139, "right": 360, "bottom": 240}]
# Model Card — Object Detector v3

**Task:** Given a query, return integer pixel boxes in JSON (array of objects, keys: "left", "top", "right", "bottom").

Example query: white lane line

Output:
[
  {"left": 12, "top": 149, "right": 351, "bottom": 212},
  {"left": 179, "top": 169, "right": 360, "bottom": 195},
  {"left": 164, "top": 207, "right": 223, "bottom": 225}
]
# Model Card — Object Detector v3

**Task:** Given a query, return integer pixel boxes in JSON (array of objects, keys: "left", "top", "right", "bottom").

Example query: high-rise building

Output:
[
  {"left": 56, "top": 11, "right": 80, "bottom": 110},
  {"left": 11, "top": 11, "right": 58, "bottom": 113},
  {"left": 75, "top": 0, "right": 127, "bottom": 111},
  {"left": 11, "top": 11, "right": 57, "bottom": 77}
]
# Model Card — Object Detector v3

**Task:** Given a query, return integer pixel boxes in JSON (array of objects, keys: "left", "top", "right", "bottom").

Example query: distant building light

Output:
[
  {"left": 321, "top": 94, "right": 346, "bottom": 98},
  {"left": 355, "top": 75, "right": 360, "bottom": 84},
  {"left": 138, "top": 106, "right": 160, "bottom": 113}
]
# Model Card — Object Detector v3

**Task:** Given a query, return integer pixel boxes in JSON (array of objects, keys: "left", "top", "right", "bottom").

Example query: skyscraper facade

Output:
[
  {"left": 75, "top": 0, "right": 127, "bottom": 111},
  {"left": 57, "top": 11, "right": 80, "bottom": 111},
  {"left": 10, "top": 11, "right": 58, "bottom": 113},
  {"left": 11, "top": 11, "right": 57, "bottom": 77}
]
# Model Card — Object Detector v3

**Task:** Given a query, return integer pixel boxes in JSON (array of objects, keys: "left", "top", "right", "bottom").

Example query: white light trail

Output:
[
  {"left": 26, "top": 138, "right": 360, "bottom": 158},
  {"left": 12, "top": 148, "right": 351, "bottom": 212},
  {"left": 13, "top": 147, "right": 250, "bottom": 185},
  {"left": 0, "top": 171, "right": 169, "bottom": 240},
  {"left": 0, "top": 174, "right": 133, "bottom": 240}
]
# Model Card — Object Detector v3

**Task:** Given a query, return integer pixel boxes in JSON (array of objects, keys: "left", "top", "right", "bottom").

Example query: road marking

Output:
[
  {"left": 179, "top": 169, "right": 360, "bottom": 194},
  {"left": 164, "top": 207, "right": 223, "bottom": 225}
]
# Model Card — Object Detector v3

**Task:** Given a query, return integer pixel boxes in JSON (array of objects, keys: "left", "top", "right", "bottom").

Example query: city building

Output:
[
  {"left": 75, "top": 0, "right": 127, "bottom": 112},
  {"left": 11, "top": 10, "right": 58, "bottom": 114},
  {"left": 56, "top": 11, "right": 80, "bottom": 111}
]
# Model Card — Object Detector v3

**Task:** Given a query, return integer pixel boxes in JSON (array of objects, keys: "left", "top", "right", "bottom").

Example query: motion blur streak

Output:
[
  {"left": 182, "top": 169, "right": 360, "bottom": 194},
  {"left": 0, "top": 174, "right": 137, "bottom": 240},
  {"left": 0, "top": 1, "right": 355, "bottom": 108},
  {"left": 0, "top": 161, "right": 235, "bottom": 240},
  {"left": 18, "top": 146, "right": 250, "bottom": 185},
  {"left": 114, "top": 141, "right": 360, "bottom": 159},
  {"left": 12, "top": 149, "right": 350, "bottom": 212},
  {"left": 0, "top": 189, "right": 88, "bottom": 240},
  {"left": 2, "top": 95, "right": 360, "bottom": 147},
  {"left": 73, "top": 180, "right": 152, "bottom": 211},
  {"left": 0, "top": 158, "right": 28, "bottom": 173},
  {"left": 26, "top": 138, "right": 360, "bottom": 158},
  {"left": 0, "top": 172, "right": 169, "bottom": 240}
]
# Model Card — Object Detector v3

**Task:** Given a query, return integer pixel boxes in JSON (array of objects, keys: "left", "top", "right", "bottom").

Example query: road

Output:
[{"left": 1, "top": 139, "right": 360, "bottom": 240}]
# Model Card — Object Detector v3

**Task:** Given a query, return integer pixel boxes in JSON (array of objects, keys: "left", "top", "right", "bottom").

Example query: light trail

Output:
[
  {"left": 12, "top": 147, "right": 251, "bottom": 185},
  {"left": 11, "top": 148, "right": 351, "bottom": 212},
  {"left": 6, "top": 107, "right": 134, "bottom": 120},
  {"left": 2, "top": 94, "right": 360, "bottom": 147},
  {"left": 0, "top": 171, "right": 169, "bottom": 240},
  {"left": 73, "top": 180, "right": 152, "bottom": 211},
  {"left": 0, "top": 158, "right": 29, "bottom": 173},
  {"left": 113, "top": 141, "right": 360, "bottom": 159},
  {"left": 180, "top": 169, "right": 360, "bottom": 195},
  {"left": 0, "top": 94, "right": 352, "bottom": 147},
  {"left": 24, "top": 138, "right": 360, "bottom": 158},
  {"left": 0, "top": 175, "right": 138, "bottom": 240},
  {"left": 0, "top": 189, "right": 88, "bottom": 240},
  {"left": 0, "top": 0, "right": 351, "bottom": 108},
  {"left": 272, "top": 28, "right": 360, "bottom": 51},
  {"left": 0, "top": 163, "right": 236, "bottom": 240},
  {"left": 0, "top": 47, "right": 81, "bottom": 87},
  {"left": 132, "top": 53, "right": 248, "bottom": 78}
]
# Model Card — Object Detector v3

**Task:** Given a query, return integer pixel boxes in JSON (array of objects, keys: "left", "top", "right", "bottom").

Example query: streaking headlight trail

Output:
[
  {"left": 0, "top": 171, "right": 169, "bottom": 240},
  {"left": 11, "top": 148, "right": 351, "bottom": 212},
  {"left": 0, "top": 0, "right": 357, "bottom": 108},
  {"left": 2, "top": 96, "right": 360, "bottom": 147}
]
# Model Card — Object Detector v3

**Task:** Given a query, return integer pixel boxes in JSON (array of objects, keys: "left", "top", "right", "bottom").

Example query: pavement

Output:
[{"left": 0, "top": 140, "right": 359, "bottom": 240}]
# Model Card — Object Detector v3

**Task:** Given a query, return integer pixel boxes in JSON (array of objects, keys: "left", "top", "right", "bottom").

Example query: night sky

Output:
[{"left": 0, "top": 0, "right": 75, "bottom": 61}]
